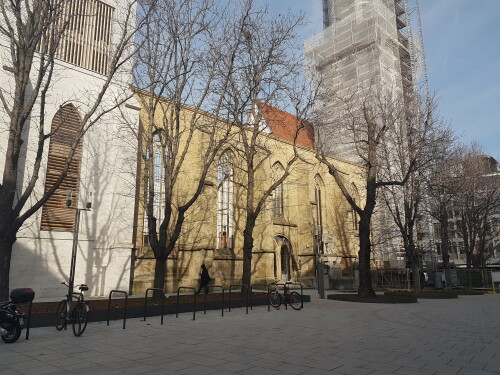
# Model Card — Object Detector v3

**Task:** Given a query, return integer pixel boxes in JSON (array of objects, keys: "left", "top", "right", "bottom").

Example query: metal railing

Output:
[
  {"left": 176, "top": 287, "right": 197, "bottom": 320},
  {"left": 203, "top": 286, "right": 224, "bottom": 317},
  {"left": 455, "top": 269, "right": 495, "bottom": 291},
  {"left": 107, "top": 290, "right": 128, "bottom": 329},
  {"left": 144, "top": 288, "right": 165, "bottom": 324}
]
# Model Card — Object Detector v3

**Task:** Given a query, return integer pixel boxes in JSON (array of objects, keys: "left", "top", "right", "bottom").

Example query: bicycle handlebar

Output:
[
  {"left": 269, "top": 280, "right": 293, "bottom": 285},
  {"left": 61, "top": 282, "right": 87, "bottom": 288}
]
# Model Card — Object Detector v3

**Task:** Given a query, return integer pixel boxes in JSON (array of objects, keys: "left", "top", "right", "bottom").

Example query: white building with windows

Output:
[{"left": 0, "top": 0, "right": 140, "bottom": 298}]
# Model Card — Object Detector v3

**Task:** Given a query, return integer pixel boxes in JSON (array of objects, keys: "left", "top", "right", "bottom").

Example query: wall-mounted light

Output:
[
  {"left": 86, "top": 192, "right": 93, "bottom": 209},
  {"left": 66, "top": 189, "right": 73, "bottom": 208}
]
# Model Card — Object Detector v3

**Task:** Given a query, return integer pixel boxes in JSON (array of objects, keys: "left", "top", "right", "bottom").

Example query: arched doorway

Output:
[{"left": 274, "top": 235, "right": 293, "bottom": 281}]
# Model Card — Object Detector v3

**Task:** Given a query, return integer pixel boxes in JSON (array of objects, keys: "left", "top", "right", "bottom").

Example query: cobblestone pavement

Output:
[{"left": 1, "top": 294, "right": 499, "bottom": 375}]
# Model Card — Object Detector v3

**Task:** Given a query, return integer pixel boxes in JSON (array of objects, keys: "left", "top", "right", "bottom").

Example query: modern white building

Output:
[{"left": 0, "top": 0, "right": 140, "bottom": 298}]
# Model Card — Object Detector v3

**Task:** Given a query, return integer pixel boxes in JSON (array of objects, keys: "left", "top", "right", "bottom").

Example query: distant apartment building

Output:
[{"left": 431, "top": 156, "right": 500, "bottom": 268}]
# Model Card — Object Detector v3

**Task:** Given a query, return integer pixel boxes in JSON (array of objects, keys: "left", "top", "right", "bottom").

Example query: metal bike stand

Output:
[
  {"left": 289, "top": 282, "right": 304, "bottom": 309},
  {"left": 228, "top": 285, "right": 249, "bottom": 314},
  {"left": 25, "top": 301, "right": 33, "bottom": 340},
  {"left": 176, "top": 287, "right": 196, "bottom": 321},
  {"left": 144, "top": 288, "right": 165, "bottom": 324},
  {"left": 107, "top": 290, "right": 128, "bottom": 329},
  {"left": 203, "top": 286, "right": 224, "bottom": 317},
  {"left": 250, "top": 284, "right": 269, "bottom": 311}
]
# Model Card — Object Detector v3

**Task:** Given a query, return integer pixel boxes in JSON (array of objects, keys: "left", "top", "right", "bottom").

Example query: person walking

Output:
[{"left": 197, "top": 264, "right": 211, "bottom": 294}]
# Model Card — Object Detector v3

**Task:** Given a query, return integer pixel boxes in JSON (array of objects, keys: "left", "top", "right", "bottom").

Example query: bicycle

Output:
[
  {"left": 268, "top": 281, "right": 303, "bottom": 310},
  {"left": 55, "top": 282, "right": 90, "bottom": 336}
]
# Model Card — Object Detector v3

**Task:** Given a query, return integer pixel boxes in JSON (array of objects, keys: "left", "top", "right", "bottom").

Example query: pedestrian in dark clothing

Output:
[{"left": 197, "top": 264, "right": 211, "bottom": 294}]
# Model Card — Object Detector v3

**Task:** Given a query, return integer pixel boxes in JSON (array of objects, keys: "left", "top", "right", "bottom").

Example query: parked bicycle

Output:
[
  {"left": 268, "top": 281, "right": 303, "bottom": 310},
  {"left": 56, "top": 282, "right": 90, "bottom": 336}
]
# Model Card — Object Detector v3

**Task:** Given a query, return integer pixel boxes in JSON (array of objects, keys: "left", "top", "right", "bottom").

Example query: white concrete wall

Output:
[{"left": 0, "top": 0, "right": 139, "bottom": 298}]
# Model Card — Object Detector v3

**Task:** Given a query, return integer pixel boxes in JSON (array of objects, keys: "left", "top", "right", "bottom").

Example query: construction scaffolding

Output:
[{"left": 304, "top": 0, "right": 425, "bottom": 161}]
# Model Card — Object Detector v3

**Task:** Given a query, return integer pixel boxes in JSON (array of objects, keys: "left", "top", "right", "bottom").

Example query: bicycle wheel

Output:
[
  {"left": 71, "top": 302, "right": 89, "bottom": 337},
  {"left": 289, "top": 291, "right": 303, "bottom": 310},
  {"left": 268, "top": 290, "right": 282, "bottom": 307},
  {"left": 55, "top": 300, "right": 68, "bottom": 330}
]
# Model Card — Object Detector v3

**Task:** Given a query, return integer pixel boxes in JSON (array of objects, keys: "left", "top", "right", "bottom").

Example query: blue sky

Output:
[{"left": 262, "top": 0, "right": 500, "bottom": 159}]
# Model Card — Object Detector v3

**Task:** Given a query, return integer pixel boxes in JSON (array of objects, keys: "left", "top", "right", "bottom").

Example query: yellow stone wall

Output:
[{"left": 132, "top": 96, "right": 365, "bottom": 293}]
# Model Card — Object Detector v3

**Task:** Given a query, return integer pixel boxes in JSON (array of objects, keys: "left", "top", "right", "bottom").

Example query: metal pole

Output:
[
  {"left": 316, "top": 251, "right": 325, "bottom": 299},
  {"left": 68, "top": 209, "right": 81, "bottom": 296}
]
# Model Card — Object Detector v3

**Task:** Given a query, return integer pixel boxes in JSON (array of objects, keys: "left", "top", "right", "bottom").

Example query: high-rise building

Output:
[
  {"left": 305, "top": 0, "right": 424, "bottom": 162},
  {"left": 305, "top": 0, "right": 428, "bottom": 269}
]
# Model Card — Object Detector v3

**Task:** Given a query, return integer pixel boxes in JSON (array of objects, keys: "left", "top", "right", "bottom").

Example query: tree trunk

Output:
[
  {"left": 153, "top": 258, "right": 167, "bottom": 298},
  {"left": 410, "top": 243, "right": 421, "bottom": 293},
  {"left": 439, "top": 206, "right": 452, "bottom": 290},
  {"left": 407, "top": 225, "right": 421, "bottom": 293},
  {"left": 358, "top": 214, "right": 375, "bottom": 297},
  {"left": 0, "top": 235, "right": 15, "bottom": 301},
  {"left": 241, "top": 213, "right": 256, "bottom": 291}
]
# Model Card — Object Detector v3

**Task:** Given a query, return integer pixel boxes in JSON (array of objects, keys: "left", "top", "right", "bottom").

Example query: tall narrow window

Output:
[
  {"left": 143, "top": 132, "right": 167, "bottom": 246},
  {"left": 351, "top": 183, "right": 360, "bottom": 230},
  {"left": 40, "top": 104, "right": 83, "bottom": 231},
  {"left": 217, "top": 151, "right": 234, "bottom": 249},
  {"left": 314, "top": 175, "right": 325, "bottom": 253},
  {"left": 272, "top": 162, "right": 285, "bottom": 217}
]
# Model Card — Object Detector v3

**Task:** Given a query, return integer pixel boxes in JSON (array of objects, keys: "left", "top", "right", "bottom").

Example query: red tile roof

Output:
[{"left": 259, "top": 102, "right": 314, "bottom": 149}]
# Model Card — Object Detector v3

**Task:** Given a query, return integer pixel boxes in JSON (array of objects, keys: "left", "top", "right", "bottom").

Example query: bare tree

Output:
[
  {"left": 315, "top": 84, "right": 426, "bottom": 297},
  {"left": 133, "top": 0, "right": 251, "bottom": 293},
  {"left": 381, "top": 93, "right": 452, "bottom": 292},
  {"left": 425, "top": 142, "right": 463, "bottom": 289},
  {"left": 220, "top": 0, "right": 316, "bottom": 289},
  {"left": 0, "top": 0, "right": 142, "bottom": 300},
  {"left": 383, "top": 93, "right": 453, "bottom": 293},
  {"left": 453, "top": 144, "right": 499, "bottom": 268}
]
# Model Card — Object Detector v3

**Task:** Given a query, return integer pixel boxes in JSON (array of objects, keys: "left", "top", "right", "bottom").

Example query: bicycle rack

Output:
[
  {"left": 203, "top": 286, "right": 224, "bottom": 317},
  {"left": 25, "top": 301, "right": 33, "bottom": 340},
  {"left": 176, "top": 287, "right": 197, "bottom": 320},
  {"left": 284, "top": 282, "right": 304, "bottom": 310},
  {"left": 250, "top": 284, "right": 270, "bottom": 312},
  {"left": 107, "top": 290, "right": 128, "bottom": 329},
  {"left": 228, "top": 284, "right": 249, "bottom": 314},
  {"left": 144, "top": 288, "right": 165, "bottom": 324},
  {"left": 268, "top": 282, "right": 304, "bottom": 310}
]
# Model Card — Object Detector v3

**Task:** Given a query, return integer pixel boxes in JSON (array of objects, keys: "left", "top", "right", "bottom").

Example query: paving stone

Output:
[
  {"left": 458, "top": 368, "right": 500, "bottom": 375},
  {"left": 330, "top": 364, "right": 374, "bottom": 375},
  {"left": 2, "top": 294, "right": 499, "bottom": 375}
]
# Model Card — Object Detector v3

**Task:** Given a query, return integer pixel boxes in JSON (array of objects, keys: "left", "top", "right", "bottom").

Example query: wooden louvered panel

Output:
[
  {"left": 40, "top": 104, "right": 83, "bottom": 231},
  {"left": 55, "top": 0, "right": 114, "bottom": 75}
]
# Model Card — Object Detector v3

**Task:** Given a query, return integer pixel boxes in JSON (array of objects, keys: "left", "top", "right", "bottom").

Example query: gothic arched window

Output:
[
  {"left": 272, "top": 162, "right": 285, "bottom": 217},
  {"left": 351, "top": 183, "right": 360, "bottom": 230},
  {"left": 217, "top": 151, "right": 234, "bottom": 249},
  {"left": 143, "top": 131, "right": 168, "bottom": 246}
]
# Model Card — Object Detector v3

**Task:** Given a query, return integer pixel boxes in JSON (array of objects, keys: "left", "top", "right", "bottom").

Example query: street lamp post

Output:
[
  {"left": 66, "top": 190, "right": 92, "bottom": 296},
  {"left": 312, "top": 224, "right": 325, "bottom": 299}
]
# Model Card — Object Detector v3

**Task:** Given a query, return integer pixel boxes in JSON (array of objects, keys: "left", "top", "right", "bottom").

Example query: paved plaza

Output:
[{"left": 1, "top": 294, "right": 499, "bottom": 375}]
